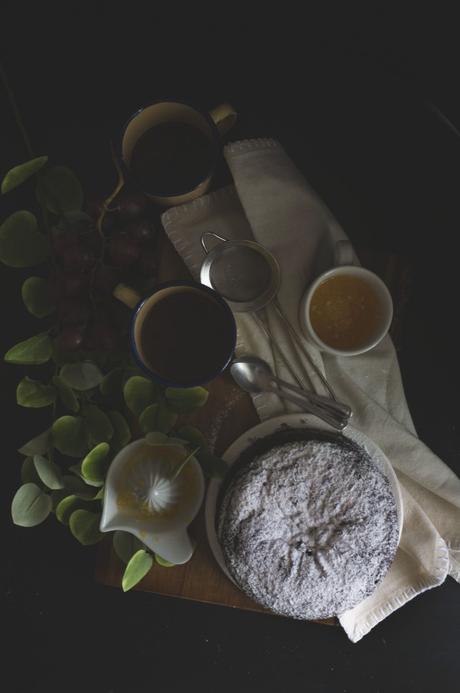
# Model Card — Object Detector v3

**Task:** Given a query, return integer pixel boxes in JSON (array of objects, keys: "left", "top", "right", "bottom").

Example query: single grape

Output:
[
  {"left": 115, "top": 193, "right": 150, "bottom": 222},
  {"left": 61, "top": 245, "right": 96, "bottom": 270},
  {"left": 107, "top": 299, "right": 131, "bottom": 331},
  {"left": 47, "top": 272, "right": 61, "bottom": 301},
  {"left": 85, "top": 231, "right": 103, "bottom": 255},
  {"left": 138, "top": 247, "right": 158, "bottom": 277},
  {"left": 126, "top": 219, "right": 157, "bottom": 243},
  {"left": 54, "top": 326, "right": 85, "bottom": 351},
  {"left": 108, "top": 235, "right": 140, "bottom": 267},
  {"left": 61, "top": 272, "right": 90, "bottom": 298},
  {"left": 84, "top": 323, "right": 119, "bottom": 351},
  {"left": 93, "top": 265, "right": 121, "bottom": 295},
  {"left": 57, "top": 298, "right": 90, "bottom": 325},
  {"left": 52, "top": 231, "right": 79, "bottom": 258}
]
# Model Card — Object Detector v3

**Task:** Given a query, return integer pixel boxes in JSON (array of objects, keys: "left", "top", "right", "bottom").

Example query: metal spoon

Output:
[{"left": 231, "top": 356, "right": 351, "bottom": 430}]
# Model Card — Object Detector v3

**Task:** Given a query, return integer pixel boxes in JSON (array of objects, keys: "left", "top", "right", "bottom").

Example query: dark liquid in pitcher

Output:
[
  {"left": 139, "top": 288, "right": 234, "bottom": 385},
  {"left": 130, "top": 122, "right": 215, "bottom": 193}
]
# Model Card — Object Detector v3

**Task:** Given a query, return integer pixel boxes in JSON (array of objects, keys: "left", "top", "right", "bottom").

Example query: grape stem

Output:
[
  {"left": 89, "top": 141, "right": 126, "bottom": 310},
  {"left": 0, "top": 63, "right": 34, "bottom": 158},
  {"left": 96, "top": 142, "right": 125, "bottom": 240}
]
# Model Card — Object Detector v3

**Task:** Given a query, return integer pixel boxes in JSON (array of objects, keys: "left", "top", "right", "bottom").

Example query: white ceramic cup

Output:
[{"left": 299, "top": 240, "right": 393, "bottom": 356}]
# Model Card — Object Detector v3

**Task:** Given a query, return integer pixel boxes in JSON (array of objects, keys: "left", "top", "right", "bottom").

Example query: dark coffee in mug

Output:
[
  {"left": 134, "top": 285, "right": 236, "bottom": 386},
  {"left": 130, "top": 122, "right": 216, "bottom": 194}
]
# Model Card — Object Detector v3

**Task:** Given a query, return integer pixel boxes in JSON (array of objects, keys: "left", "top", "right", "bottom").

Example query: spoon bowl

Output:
[{"left": 230, "top": 356, "right": 273, "bottom": 393}]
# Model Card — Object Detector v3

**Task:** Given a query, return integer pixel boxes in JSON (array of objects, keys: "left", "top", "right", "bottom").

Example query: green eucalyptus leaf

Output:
[
  {"left": 144, "top": 433, "right": 187, "bottom": 453},
  {"left": 81, "top": 442, "right": 110, "bottom": 483},
  {"left": 107, "top": 410, "right": 131, "bottom": 451},
  {"left": 122, "top": 549, "right": 153, "bottom": 592},
  {"left": 197, "top": 449, "right": 228, "bottom": 479},
  {"left": 155, "top": 554, "right": 176, "bottom": 568},
  {"left": 37, "top": 165, "right": 83, "bottom": 214},
  {"left": 52, "top": 416, "right": 87, "bottom": 457},
  {"left": 21, "top": 456, "right": 42, "bottom": 485},
  {"left": 139, "top": 402, "right": 177, "bottom": 434},
  {"left": 33, "top": 454, "right": 64, "bottom": 490},
  {"left": 145, "top": 432, "right": 169, "bottom": 445},
  {"left": 60, "top": 361, "right": 103, "bottom": 391},
  {"left": 68, "top": 463, "right": 102, "bottom": 487},
  {"left": 55, "top": 495, "right": 88, "bottom": 524},
  {"left": 157, "top": 404, "right": 178, "bottom": 433},
  {"left": 113, "top": 531, "right": 144, "bottom": 564},
  {"left": 93, "top": 486, "right": 105, "bottom": 500},
  {"left": 139, "top": 405, "right": 160, "bottom": 434},
  {"left": 16, "top": 377, "right": 55, "bottom": 408},
  {"left": 18, "top": 428, "right": 51, "bottom": 456},
  {"left": 4, "top": 332, "right": 52, "bottom": 365},
  {"left": 123, "top": 376, "right": 158, "bottom": 417},
  {"left": 61, "top": 474, "right": 98, "bottom": 499},
  {"left": 69, "top": 509, "right": 103, "bottom": 545},
  {"left": 66, "top": 463, "right": 104, "bottom": 486},
  {"left": 2, "top": 156, "right": 48, "bottom": 194},
  {"left": 59, "top": 210, "right": 93, "bottom": 226},
  {"left": 52, "top": 375, "right": 79, "bottom": 413},
  {"left": 177, "top": 425, "right": 207, "bottom": 450},
  {"left": 99, "top": 367, "right": 124, "bottom": 397},
  {"left": 0, "top": 211, "right": 50, "bottom": 267},
  {"left": 68, "top": 463, "right": 82, "bottom": 477},
  {"left": 168, "top": 437, "right": 189, "bottom": 446},
  {"left": 82, "top": 405, "right": 113, "bottom": 446},
  {"left": 165, "top": 386, "right": 209, "bottom": 414},
  {"left": 121, "top": 365, "right": 143, "bottom": 384},
  {"left": 21, "top": 276, "right": 55, "bottom": 318},
  {"left": 11, "top": 483, "right": 52, "bottom": 527}
]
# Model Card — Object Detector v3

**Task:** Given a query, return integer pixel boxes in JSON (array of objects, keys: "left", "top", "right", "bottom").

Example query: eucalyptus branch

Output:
[{"left": 0, "top": 63, "right": 34, "bottom": 159}]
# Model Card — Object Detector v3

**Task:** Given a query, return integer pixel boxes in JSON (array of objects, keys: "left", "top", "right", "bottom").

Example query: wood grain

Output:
[{"left": 95, "top": 231, "right": 411, "bottom": 626}]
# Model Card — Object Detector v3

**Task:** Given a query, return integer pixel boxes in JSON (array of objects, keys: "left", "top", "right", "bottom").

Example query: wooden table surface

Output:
[{"left": 95, "top": 230, "right": 412, "bottom": 625}]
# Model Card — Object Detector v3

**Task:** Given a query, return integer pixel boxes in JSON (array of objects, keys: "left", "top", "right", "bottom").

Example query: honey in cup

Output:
[{"left": 309, "top": 274, "right": 386, "bottom": 351}]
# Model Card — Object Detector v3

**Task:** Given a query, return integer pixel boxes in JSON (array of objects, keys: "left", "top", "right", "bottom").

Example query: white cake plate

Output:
[{"left": 205, "top": 413, "right": 404, "bottom": 583}]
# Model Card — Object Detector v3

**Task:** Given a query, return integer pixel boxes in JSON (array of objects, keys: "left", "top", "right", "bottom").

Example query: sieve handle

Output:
[{"left": 200, "top": 231, "right": 230, "bottom": 255}]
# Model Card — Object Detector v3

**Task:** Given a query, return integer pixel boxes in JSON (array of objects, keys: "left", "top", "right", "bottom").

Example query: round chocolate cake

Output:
[{"left": 217, "top": 432, "right": 399, "bottom": 620}]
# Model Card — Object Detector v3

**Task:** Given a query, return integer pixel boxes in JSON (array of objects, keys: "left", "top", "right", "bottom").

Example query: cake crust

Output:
[{"left": 217, "top": 432, "right": 399, "bottom": 620}]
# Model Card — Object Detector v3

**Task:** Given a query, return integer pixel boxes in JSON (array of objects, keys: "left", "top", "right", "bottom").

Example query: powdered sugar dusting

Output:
[{"left": 218, "top": 439, "right": 399, "bottom": 620}]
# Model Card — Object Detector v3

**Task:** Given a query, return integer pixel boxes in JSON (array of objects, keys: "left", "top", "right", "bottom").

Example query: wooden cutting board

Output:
[{"left": 95, "top": 231, "right": 412, "bottom": 623}]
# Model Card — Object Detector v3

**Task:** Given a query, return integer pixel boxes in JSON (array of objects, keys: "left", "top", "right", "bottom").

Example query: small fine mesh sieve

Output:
[
  {"left": 209, "top": 245, "right": 273, "bottom": 303},
  {"left": 199, "top": 232, "right": 280, "bottom": 313}
]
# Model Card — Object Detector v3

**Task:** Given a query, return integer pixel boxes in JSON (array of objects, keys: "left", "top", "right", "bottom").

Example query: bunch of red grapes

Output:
[{"left": 50, "top": 192, "right": 158, "bottom": 353}]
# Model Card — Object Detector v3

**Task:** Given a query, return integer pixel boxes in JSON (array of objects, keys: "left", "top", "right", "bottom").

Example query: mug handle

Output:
[
  {"left": 209, "top": 103, "right": 237, "bottom": 136},
  {"left": 113, "top": 283, "right": 141, "bottom": 309},
  {"left": 334, "top": 240, "right": 355, "bottom": 267}
]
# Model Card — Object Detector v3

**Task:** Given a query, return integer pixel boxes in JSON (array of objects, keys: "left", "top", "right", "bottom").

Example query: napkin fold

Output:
[{"left": 161, "top": 139, "right": 460, "bottom": 642}]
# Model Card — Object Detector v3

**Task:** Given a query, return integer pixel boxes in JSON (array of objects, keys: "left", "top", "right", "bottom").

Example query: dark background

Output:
[{"left": 2, "top": 4, "right": 460, "bottom": 691}]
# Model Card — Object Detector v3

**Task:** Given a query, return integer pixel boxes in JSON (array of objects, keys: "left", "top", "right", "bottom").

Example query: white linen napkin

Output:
[{"left": 161, "top": 138, "right": 460, "bottom": 642}]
